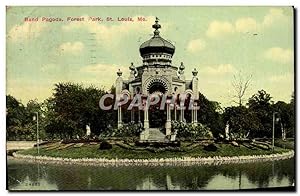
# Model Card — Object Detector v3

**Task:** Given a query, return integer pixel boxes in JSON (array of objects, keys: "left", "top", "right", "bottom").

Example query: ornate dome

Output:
[{"left": 139, "top": 18, "right": 175, "bottom": 57}]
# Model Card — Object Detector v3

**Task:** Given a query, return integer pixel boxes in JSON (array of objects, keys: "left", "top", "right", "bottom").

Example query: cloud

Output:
[
  {"left": 235, "top": 17, "right": 258, "bottom": 33},
  {"left": 187, "top": 38, "right": 206, "bottom": 53},
  {"left": 58, "top": 42, "right": 84, "bottom": 54},
  {"left": 40, "top": 63, "right": 57, "bottom": 72},
  {"left": 80, "top": 63, "right": 128, "bottom": 77},
  {"left": 80, "top": 63, "right": 129, "bottom": 88},
  {"left": 264, "top": 47, "right": 293, "bottom": 64},
  {"left": 206, "top": 17, "right": 258, "bottom": 38},
  {"left": 267, "top": 72, "right": 294, "bottom": 103},
  {"left": 200, "top": 64, "right": 237, "bottom": 76},
  {"left": 269, "top": 72, "right": 293, "bottom": 83},
  {"left": 81, "top": 63, "right": 116, "bottom": 74},
  {"left": 263, "top": 8, "right": 285, "bottom": 26},
  {"left": 62, "top": 15, "right": 159, "bottom": 49},
  {"left": 206, "top": 21, "right": 235, "bottom": 38},
  {"left": 206, "top": 8, "right": 287, "bottom": 39},
  {"left": 7, "top": 22, "right": 47, "bottom": 42}
]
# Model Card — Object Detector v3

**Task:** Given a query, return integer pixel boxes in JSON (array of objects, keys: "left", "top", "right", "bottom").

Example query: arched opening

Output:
[
  {"left": 148, "top": 82, "right": 167, "bottom": 94},
  {"left": 184, "top": 93, "right": 192, "bottom": 123},
  {"left": 147, "top": 81, "right": 167, "bottom": 128},
  {"left": 149, "top": 101, "right": 167, "bottom": 128}
]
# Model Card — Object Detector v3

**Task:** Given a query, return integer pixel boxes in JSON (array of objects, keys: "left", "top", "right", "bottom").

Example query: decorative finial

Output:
[
  {"left": 117, "top": 69, "right": 122, "bottom": 77},
  {"left": 152, "top": 17, "right": 161, "bottom": 36},
  {"left": 178, "top": 62, "right": 185, "bottom": 75},
  {"left": 179, "top": 62, "right": 185, "bottom": 71},
  {"left": 129, "top": 62, "right": 135, "bottom": 71},
  {"left": 192, "top": 68, "right": 198, "bottom": 76}
]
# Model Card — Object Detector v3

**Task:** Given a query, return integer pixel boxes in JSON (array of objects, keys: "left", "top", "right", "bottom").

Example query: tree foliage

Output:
[
  {"left": 6, "top": 84, "right": 295, "bottom": 141},
  {"left": 197, "top": 93, "right": 224, "bottom": 137},
  {"left": 6, "top": 95, "right": 45, "bottom": 140},
  {"left": 247, "top": 90, "right": 273, "bottom": 138},
  {"left": 223, "top": 90, "right": 295, "bottom": 139},
  {"left": 43, "top": 83, "right": 116, "bottom": 139},
  {"left": 223, "top": 106, "right": 260, "bottom": 138}
]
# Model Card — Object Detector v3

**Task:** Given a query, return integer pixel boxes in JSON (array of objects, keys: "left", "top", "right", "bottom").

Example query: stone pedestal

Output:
[
  {"left": 165, "top": 121, "right": 171, "bottom": 136},
  {"left": 139, "top": 130, "right": 149, "bottom": 140},
  {"left": 170, "top": 134, "right": 176, "bottom": 141}
]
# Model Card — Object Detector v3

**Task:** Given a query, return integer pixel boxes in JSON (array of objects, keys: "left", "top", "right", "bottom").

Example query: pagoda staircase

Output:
[{"left": 147, "top": 128, "right": 166, "bottom": 142}]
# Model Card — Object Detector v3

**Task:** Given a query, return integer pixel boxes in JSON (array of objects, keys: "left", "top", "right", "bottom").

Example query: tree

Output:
[
  {"left": 6, "top": 95, "right": 45, "bottom": 140},
  {"left": 223, "top": 106, "right": 260, "bottom": 138},
  {"left": 247, "top": 90, "right": 273, "bottom": 138},
  {"left": 197, "top": 93, "right": 224, "bottom": 137},
  {"left": 231, "top": 72, "right": 252, "bottom": 106},
  {"left": 44, "top": 83, "right": 114, "bottom": 139},
  {"left": 273, "top": 101, "right": 290, "bottom": 138},
  {"left": 272, "top": 93, "right": 295, "bottom": 138},
  {"left": 289, "top": 92, "right": 295, "bottom": 137},
  {"left": 6, "top": 95, "right": 27, "bottom": 140}
]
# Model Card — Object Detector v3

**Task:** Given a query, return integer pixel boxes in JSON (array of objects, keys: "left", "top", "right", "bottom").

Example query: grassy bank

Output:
[{"left": 18, "top": 142, "right": 290, "bottom": 160}]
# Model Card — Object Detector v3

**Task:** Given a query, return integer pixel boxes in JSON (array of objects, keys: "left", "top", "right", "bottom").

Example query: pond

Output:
[{"left": 7, "top": 157, "right": 295, "bottom": 191}]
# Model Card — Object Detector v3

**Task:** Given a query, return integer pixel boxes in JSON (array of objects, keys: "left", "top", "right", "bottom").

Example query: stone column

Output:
[
  {"left": 191, "top": 105, "right": 194, "bottom": 124},
  {"left": 174, "top": 104, "right": 176, "bottom": 120},
  {"left": 130, "top": 109, "right": 134, "bottom": 123},
  {"left": 138, "top": 110, "right": 141, "bottom": 123},
  {"left": 165, "top": 102, "right": 172, "bottom": 136},
  {"left": 144, "top": 107, "right": 149, "bottom": 129},
  {"left": 194, "top": 103, "right": 198, "bottom": 124},
  {"left": 117, "top": 105, "right": 122, "bottom": 128},
  {"left": 142, "top": 105, "right": 149, "bottom": 140},
  {"left": 180, "top": 104, "right": 184, "bottom": 122},
  {"left": 167, "top": 103, "right": 171, "bottom": 121}
]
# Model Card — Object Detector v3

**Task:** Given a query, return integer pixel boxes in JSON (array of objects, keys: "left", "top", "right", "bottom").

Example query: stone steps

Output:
[{"left": 147, "top": 128, "right": 166, "bottom": 141}]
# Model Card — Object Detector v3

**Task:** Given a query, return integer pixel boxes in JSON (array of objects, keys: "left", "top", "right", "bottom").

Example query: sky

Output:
[{"left": 6, "top": 6, "right": 294, "bottom": 107}]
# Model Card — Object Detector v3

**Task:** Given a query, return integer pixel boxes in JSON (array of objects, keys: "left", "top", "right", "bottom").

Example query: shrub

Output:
[
  {"left": 171, "top": 121, "right": 213, "bottom": 140},
  {"left": 100, "top": 122, "right": 143, "bottom": 138},
  {"left": 203, "top": 143, "right": 218, "bottom": 152},
  {"left": 99, "top": 140, "right": 112, "bottom": 150}
]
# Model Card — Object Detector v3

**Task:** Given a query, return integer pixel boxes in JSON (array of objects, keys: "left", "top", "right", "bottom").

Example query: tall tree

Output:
[{"left": 247, "top": 90, "right": 273, "bottom": 138}]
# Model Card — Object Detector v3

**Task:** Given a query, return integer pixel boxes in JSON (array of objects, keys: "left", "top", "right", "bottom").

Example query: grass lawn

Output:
[{"left": 17, "top": 142, "right": 290, "bottom": 160}]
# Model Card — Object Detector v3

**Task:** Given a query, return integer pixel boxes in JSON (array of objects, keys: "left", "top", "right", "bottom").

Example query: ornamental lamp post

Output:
[
  {"left": 33, "top": 112, "right": 39, "bottom": 155},
  {"left": 272, "top": 112, "right": 280, "bottom": 152}
]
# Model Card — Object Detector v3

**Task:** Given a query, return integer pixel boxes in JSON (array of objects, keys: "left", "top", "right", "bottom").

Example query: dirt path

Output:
[{"left": 6, "top": 141, "right": 37, "bottom": 150}]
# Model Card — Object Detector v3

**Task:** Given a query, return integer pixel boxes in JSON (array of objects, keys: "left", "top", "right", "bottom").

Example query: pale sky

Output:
[{"left": 6, "top": 6, "right": 294, "bottom": 107}]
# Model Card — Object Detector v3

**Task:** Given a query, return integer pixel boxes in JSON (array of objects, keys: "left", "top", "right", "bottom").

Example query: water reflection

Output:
[{"left": 7, "top": 158, "right": 294, "bottom": 190}]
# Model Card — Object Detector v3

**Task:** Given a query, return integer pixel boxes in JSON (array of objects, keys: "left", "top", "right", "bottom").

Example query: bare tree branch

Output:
[{"left": 231, "top": 71, "right": 252, "bottom": 106}]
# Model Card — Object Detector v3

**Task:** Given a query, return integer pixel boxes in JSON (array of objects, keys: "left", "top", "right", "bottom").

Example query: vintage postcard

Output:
[{"left": 6, "top": 6, "right": 295, "bottom": 191}]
